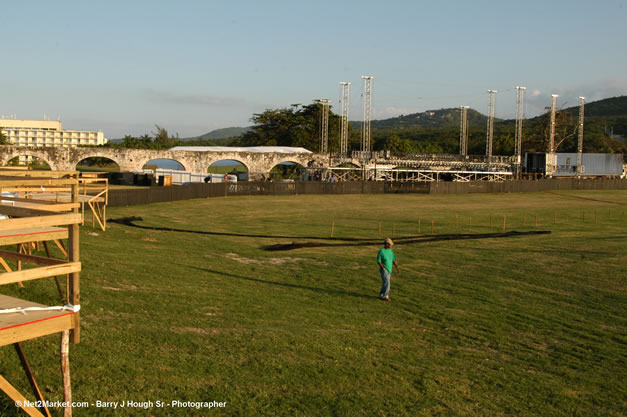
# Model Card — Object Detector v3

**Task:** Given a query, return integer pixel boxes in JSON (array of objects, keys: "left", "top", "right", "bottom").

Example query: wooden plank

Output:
[
  {"left": 0, "top": 314, "right": 74, "bottom": 346},
  {"left": 0, "top": 214, "right": 81, "bottom": 231},
  {"left": 0, "top": 179, "right": 79, "bottom": 187},
  {"left": 0, "top": 250, "right": 68, "bottom": 266},
  {"left": 0, "top": 375, "right": 46, "bottom": 417},
  {"left": 0, "top": 295, "right": 76, "bottom": 346},
  {"left": 69, "top": 210, "right": 80, "bottom": 344},
  {"left": 0, "top": 170, "right": 78, "bottom": 178},
  {"left": 0, "top": 205, "right": 75, "bottom": 218},
  {"left": 0, "top": 187, "right": 73, "bottom": 193},
  {"left": 0, "top": 262, "right": 81, "bottom": 286},
  {"left": 0, "top": 228, "right": 67, "bottom": 246},
  {"left": 14, "top": 203, "right": 80, "bottom": 212}
]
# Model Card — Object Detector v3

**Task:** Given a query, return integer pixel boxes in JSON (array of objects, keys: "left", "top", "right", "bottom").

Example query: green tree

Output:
[
  {"left": 117, "top": 126, "right": 182, "bottom": 149},
  {"left": 375, "top": 134, "right": 414, "bottom": 153},
  {"left": 0, "top": 129, "right": 8, "bottom": 145},
  {"left": 236, "top": 103, "right": 343, "bottom": 152}
]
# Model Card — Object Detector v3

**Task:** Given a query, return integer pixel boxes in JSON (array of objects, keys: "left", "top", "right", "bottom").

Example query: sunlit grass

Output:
[{"left": 0, "top": 190, "right": 625, "bottom": 416}]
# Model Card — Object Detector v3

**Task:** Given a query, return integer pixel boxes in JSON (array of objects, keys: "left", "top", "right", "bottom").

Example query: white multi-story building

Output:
[{"left": 0, "top": 119, "right": 107, "bottom": 147}]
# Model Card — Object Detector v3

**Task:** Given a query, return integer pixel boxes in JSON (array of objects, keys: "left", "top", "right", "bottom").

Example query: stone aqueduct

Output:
[{"left": 0, "top": 146, "right": 330, "bottom": 181}]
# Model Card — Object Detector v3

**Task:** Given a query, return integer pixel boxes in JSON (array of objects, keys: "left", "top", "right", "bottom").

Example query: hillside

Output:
[
  {"left": 185, "top": 126, "right": 251, "bottom": 141},
  {"left": 528, "top": 95, "right": 627, "bottom": 120},
  {"left": 351, "top": 108, "right": 491, "bottom": 131}
]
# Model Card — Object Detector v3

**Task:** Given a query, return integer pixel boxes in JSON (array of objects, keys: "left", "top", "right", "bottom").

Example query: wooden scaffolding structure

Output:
[
  {"left": 0, "top": 168, "right": 108, "bottom": 231},
  {"left": 0, "top": 170, "right": 81, "bottom": 417}
]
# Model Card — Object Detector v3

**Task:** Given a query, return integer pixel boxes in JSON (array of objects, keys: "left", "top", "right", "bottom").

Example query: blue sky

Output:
[{"left": 1, "top": 0, "right": 626, "bottom": 138}]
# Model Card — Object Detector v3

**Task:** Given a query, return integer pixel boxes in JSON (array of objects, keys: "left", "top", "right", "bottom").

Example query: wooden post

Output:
[
  {"left": 43, "top": 241, "right": 65, "bottom": 300},
  {"left": 68, "top": 177, "right": 80, "bottom": 344},
  {"left": 431, "top": 220, "right": 434, "bottom": 234},
  {"left": 456, "top": 215, "right": 459, "bottom": 233},
  {"left": 418, "top": 219, "right": 421, "bottom": 234},
  {"left": 331, "top": 221, "right": 335, "bottom": 238},
  {"left": 503, "top": 215, "right": 507, "bottom": 231},
  {"left": 61, "top": 330, "right": 72, "bottom": 417}
]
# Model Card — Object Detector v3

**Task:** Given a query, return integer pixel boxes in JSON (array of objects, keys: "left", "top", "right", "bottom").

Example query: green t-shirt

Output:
[{"left": 377, "top": 248, "right": 396, "bottom": 273}]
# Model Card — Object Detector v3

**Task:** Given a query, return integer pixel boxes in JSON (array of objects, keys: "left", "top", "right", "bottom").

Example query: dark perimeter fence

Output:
[{"left": 107, "top": 178, "right": 627, "bottom": 207}]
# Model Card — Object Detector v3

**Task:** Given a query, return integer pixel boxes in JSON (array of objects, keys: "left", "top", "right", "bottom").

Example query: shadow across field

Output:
[
  {"left": 263, "top": 231, "right": 552, "bottom": 251},
  {"left": 185, "top": 265, "right": 373, "bottom": 300},
  {"left": 109, "top": 216, "right": 379, "bottom": 241},
  {"left": 110, "top": 216, "right": 551, "bottom": 251}
]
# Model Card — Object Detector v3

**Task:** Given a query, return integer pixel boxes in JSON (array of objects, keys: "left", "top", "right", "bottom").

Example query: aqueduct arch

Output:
[{"left": 0, "top": 146, "right": 325, "bottom": 180}]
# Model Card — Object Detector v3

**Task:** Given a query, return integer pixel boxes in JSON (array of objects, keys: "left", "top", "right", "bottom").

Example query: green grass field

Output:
[{"left": 1, "top": 190, "right": 625, "bottom": 416}]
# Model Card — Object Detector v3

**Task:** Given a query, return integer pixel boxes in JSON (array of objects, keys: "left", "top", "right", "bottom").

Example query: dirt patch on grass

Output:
[
  {"left": 102, "top": 284, "right": 139, "bottom": 292},
  {"left": 172, "top": 327, "right": 221, "bottom": 335},
  {"left": 225, "top": 252, "right": 327, "bottom": 266}
]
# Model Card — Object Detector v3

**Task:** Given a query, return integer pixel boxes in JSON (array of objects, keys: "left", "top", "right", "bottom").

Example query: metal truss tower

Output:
[
  {"left": 486, "top": 90, "right": 497, "bottom": 158},
  {"left": 361, "top": 76, "right": 374, "bottom": 154},
  {"left": 577, "top": 96, "right": 585, "bottom": 175},
  {"left": 339, "top": 82, "right": 351, "bottom": 156},
  {"left": 515, "top": 86, "right": 526, "bottom": 165},
  {"left": 549, "top": 94, "right": 558, "bottom": 153},
  {"left": 459, "top": 105, "right": 469, "bottom": 155},
  {"left": 316, "top": 99, "right": 331, "bottom": 154}
]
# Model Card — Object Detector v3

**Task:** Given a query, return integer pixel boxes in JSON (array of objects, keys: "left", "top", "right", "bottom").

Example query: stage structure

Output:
[
  {"left": 324, "top": 152, "right": 513, "bottom": 182},
  {"left": 315, "top": 99, "right": 331, "bottom": 154},
  {"left": 486, "top": 90, "right": 497, "bottom": 159},
  {"left": 577, "top": 97, "right": 585, "bottom": 176},
  {"left": 514, "top": 86, "right": 526, "bottom": 173},
  {"left": 0, "top": 170, "right": 82, "bottom": 417},
  {"left": 361, "top": 76, "right": 374, "bottom": 156},
  {"left": 459, "top": 106, "right": 469, "bottom": 156},
  {"left": 339, "top": 82, "right": 351, "bottom": 157}
]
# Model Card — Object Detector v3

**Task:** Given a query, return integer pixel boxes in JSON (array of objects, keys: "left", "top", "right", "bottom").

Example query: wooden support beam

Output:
[
  {"left": 13, "top": 203, "right": 81, "bottom": 212},
  {"left": 0, "top": 179, "right": 79, "bottom": 187},
  {"left": 14, "top": 343, "right": 52, "bottom": 417},
  {"left": 0, "top": 213, "right": 82, "bottom": 231},
  {"left": 0, "top": 250, "right": 68, "bottom": 266},
  {"left": 43, "top": 242, "right": 65, "bottom": 299},
  {"left": 54, "top": 240, "right": 68, "bottom": 258},
  {"left": 69, "top": 184, "right": 80, "bottom": 345},
  {"left": 0, "top": 262, "right": 81, "bottom": 286},
  {"left": 0, "top": 375, "right": 46, "bottom": 417},
  {"left": 0, "top": 170, "right": 78, "bottom": 178}
]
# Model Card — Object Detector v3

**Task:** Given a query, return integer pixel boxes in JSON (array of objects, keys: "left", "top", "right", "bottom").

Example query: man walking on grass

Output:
[{"left": 377, "top": 238, "right": 400, "bottom": 301}]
